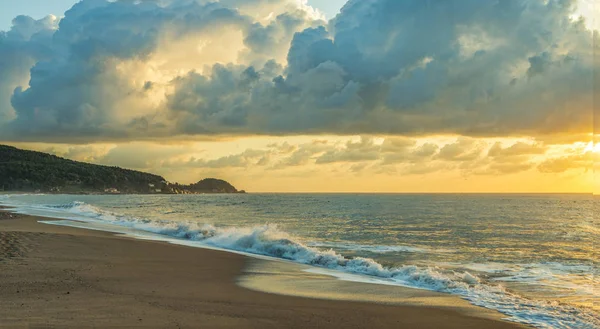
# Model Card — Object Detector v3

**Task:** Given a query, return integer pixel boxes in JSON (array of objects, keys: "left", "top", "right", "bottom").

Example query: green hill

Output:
[
  {"left": 189, "top": 178, "right": 238, "bottom": 193},
  {"left": 164, "top": 178, "right": 242, "bottom": 194},
  {"left": 0, "top": 145, "right": 243, "bottom": 194}
]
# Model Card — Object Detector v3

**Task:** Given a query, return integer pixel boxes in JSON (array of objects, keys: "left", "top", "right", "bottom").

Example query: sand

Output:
[{"left": 0, "top": 210, "right": 529, "bottom": 328}]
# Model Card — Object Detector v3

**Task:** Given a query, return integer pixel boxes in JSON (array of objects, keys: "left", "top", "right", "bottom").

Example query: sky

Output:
[{"left": 0, "top": 0, "right": 598, "bottom": 193}]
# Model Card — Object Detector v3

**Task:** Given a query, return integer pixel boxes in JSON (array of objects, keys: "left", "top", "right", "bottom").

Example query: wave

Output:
[
  {"left": 306, "top": 241, "right": 427, "bottom": 253},
  {"left": 9, "top": 200, "right": 600, "bottom": 328}
]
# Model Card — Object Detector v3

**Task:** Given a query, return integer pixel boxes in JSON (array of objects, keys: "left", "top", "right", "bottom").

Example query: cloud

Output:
[
  {"left": 0, "top": 15, "right": 58, "bottom": 123},
  {"left": 537, "top": 152, "right": 594, "bottom": 173},
  {"left": 189, "top": 148, "right": 271, "bottom": 168},
  {"left": 45, "top": 142, "right": 202, "bottom": 171},
  {"left": 0, "top": 0, "right": 597, "bottom": 141},
  {"left": 437, "top": 138, "right": 485, "bottom": 161},
  {"left": 315, "top": 137, "right": 380, "bottom": 164},
  {"left": 535, "top": 133, "right": 594, "bottom": 145},
  {"left": 49, "top": 144, "right": 110, "bottom": 163},
  {"left": 487, "top": 141, "right": 547, "bottom": 157},
  {"left": 380, "top": 137, "right": 416, "bottom": 153},
  {"left": 273, "top": 140, "right": 331, "bottom": 167},
  {"left": 97, "top": 143, "right": 194, "bottom": 169},
  {"left": 469, "top": 141, "right": 547, "bottom": 174},
  {"left": 4, "top": 1, "right": 254, "bottom": 139},
  {"left": 381, "top": 140, "right": 439, "bottom": 165},
  {"left": 152, "top": 136, "right": 582, "bottom": 178}
]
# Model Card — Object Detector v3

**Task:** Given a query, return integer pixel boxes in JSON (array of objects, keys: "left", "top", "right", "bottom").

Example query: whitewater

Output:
[{"left": 1, "top": 193, "right": 598, "bottom": 328}]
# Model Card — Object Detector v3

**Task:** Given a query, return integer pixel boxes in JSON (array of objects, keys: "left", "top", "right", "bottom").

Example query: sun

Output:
[
  {"left": 583, "top": 141, "right": 600, "bottom": 153},
  {"left": 573, "top": 0, "right": 600, "bottom": 32}
]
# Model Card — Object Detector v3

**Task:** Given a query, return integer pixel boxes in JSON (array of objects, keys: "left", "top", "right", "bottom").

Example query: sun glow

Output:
[
  {"left": 573, "top": 0, "right": 599, "bottom": 31},
  {"left": 583, "top": 141, "right": 600, "bottom": 153}
]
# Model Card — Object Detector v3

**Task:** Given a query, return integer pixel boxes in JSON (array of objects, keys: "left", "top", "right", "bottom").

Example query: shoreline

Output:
[{"left": 0, "top": 208, "right": 529, "bottom": 328}]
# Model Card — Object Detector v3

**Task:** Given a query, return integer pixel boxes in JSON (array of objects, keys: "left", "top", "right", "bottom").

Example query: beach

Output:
[{"left": 0, "top": 209, "right": 530, "bottom": 328}]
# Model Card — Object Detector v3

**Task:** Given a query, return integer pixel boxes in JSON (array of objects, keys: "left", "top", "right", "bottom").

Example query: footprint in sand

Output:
[{"left": 0, "top": 232, "right": 39, "bottom": 261}]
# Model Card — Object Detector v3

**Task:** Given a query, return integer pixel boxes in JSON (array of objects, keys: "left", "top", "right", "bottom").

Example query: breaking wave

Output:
[
  {"left": 306, "top": 241, "right": 427, "bottom": 253},
  {"left": 8, "top": 200, "right": 600, "bottom": 328}
]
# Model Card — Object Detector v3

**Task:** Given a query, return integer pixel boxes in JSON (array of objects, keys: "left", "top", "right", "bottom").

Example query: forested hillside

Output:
[
  {"left": 0, "top": 145, "right": 166, "bottom": 193},
  {"left": 0, "top": 145, "right": 243, "bottom": 194}
]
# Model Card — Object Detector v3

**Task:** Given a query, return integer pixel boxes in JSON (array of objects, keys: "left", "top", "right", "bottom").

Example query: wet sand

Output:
[{"left": 0, "top": 210, "right": 528, "bottom": 328}]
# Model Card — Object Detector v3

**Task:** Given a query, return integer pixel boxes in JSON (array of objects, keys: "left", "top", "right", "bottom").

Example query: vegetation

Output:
[
  {"left": 167, "top": 179, "right": 241, "bottom": 194},
  {"left": 0, "top": 145, "right": 243, "bottom": 194}
]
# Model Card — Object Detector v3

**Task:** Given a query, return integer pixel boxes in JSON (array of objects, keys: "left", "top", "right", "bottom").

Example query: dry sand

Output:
[{"left": 0, "top": 210, "right": 529, "bottom": 328}]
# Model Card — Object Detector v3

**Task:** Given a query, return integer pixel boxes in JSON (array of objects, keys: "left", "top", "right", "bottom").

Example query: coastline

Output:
[{"left": 0, "top": 208, "right": 529, "bottom": 328}]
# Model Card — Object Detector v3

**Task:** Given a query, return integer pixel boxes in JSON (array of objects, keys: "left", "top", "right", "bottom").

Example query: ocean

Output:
[{"left": 1, "top": 193, "right": 598, "bottom": 328}]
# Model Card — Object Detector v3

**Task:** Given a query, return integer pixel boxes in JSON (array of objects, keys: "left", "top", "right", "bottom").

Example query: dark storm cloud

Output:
[{"left": 0, "top": 0, "right": 597, "bottom": 141}]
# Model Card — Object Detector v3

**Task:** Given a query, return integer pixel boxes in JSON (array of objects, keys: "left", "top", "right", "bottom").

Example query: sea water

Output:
[{"left": 1, "top": 193, "right": 598, "bottom": 328}]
